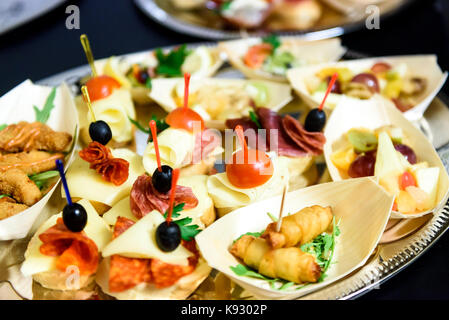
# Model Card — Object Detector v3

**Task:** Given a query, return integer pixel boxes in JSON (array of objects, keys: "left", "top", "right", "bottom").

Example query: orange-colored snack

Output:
[
  {"left": 243, "top": 43, "right": 273, "bottom": 69},
  {"left": 79, "top": 141, "right": 129, "bottom": 186},
  {"left": 39, "top": 218, "right": 99, "bottom": 276}
]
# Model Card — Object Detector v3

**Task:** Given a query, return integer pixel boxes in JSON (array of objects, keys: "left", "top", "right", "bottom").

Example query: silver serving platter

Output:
[
  {"left": 2, "top": 42, "right": 449, "bottom": 300},
  {"left": 134, "top": 0, "right": 415, "bottom": 40}
]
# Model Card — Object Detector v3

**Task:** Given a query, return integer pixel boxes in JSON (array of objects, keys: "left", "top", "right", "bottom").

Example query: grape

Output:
[
  {"left": 351, "top": 73, "right": 380, "bottom": 93},
  {"left": 348, "top": 154, "right": 376, "bottom": 178},
  {"left": 371, "top": 62, "right": 392, "bottom": 74},
  {"left": 326, "top": 76, "right": 342, "bottom": 94},
  {"left": 394, "top": 144, "right": 417, "bottom": 164}
]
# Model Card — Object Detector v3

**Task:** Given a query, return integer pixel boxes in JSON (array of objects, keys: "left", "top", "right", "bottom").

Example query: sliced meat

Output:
[
  {"left": 0, "top": 122, "right": 72, "bottom": 153},
  {"left": 0, "top": 151, "right": 63, "bottom": 175},
  {"left": 39, "top": 218, "right": 99, "bottom": 276},
  {"left": 282, "top": 115, "right": 326, "bottom": 155},
  {"left": 130, "top": 174, "right": 198, "bottom": 219},
  {"left": 0, "top": 169, "right": 41, "bottom": 206}
]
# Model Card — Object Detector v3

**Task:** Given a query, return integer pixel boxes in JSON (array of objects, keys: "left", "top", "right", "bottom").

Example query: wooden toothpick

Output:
[{"left": 276, "top": 183, "right": 288, "bottom": 232}]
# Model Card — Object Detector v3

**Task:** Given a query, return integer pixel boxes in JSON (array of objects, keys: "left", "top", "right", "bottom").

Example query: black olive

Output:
[
  {"left": 89, "top": 120, "right": 112, "bottom": 145},
  {"left": 304, "top": 108, "right": 326, "bottom": 132},
  {"left": 63, "top": 203, "right": 88, "bottom": 232},
  {"left": 152, "top": 165, "right": 173, "bottom": 194},
  {"left": 156, "top": 221, "right": 181, "bottom": 252}
]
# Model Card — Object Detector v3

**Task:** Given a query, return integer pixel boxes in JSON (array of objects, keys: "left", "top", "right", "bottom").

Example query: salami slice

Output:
[{"left": 39, "top": 218, "right": 99, "bottom": 276}]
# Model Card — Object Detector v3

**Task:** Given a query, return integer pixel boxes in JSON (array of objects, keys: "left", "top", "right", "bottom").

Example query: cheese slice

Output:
[
  {"left": 64, "top": 148, "right": 145, "bottom": 206},
  {"left": 143, "top": 128, "right": 195, "bottom": 174},
  {"left": 102, "top": 197, "right": 137, "bottom": 225},
  {"left": 88, "top": 88, "right": 136, "bottom": 143},
  {"left": 103, "top": 175, "right": 213, "bottom": 229},
  {"left": 102, "top": 210, "right": 192, "bottom": 265},
  {"left": 416, "top": 167, "right": 440, "bottom": 207},
  {"left": 21, "top": 199, "right": 112, "bottom": 276},
  {"left": 207, "top": 154, "right": 289, "bottom": 209}
]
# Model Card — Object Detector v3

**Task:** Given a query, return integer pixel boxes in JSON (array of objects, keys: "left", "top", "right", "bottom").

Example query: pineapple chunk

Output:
[
  {"left": 405, "top": 186, "right": 430, "bottom": 211},
  {"left": 331, "top": 147, "right": 357, "bottom": 171},
  {"left": 396, "top": 190, "right": 417, "bottom": 214},
  {"left": 379, "top": 171, "right": 401, "bottom": 197},
  {"left": 415, "top": 167, "right": 440, "bottom": 208}
]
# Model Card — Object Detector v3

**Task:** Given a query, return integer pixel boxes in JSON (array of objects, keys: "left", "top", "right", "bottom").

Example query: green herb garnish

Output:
[
  {"left": 129, "top": 115, "right": 169, "bottom": 141},
  {"left": 220, "top": 1, "right": 232, "bottom": 12},
  {"left": 249, "top": 110, "right": 262, "bottom": 129},
  {"left": 155, "top": 45, "right": 191, "bottom": 77},
  {"left": 145, "top": 77, "right": 152, "bottom": 89},
  {"left": 0, "top": 194, "right": 10, "bottom": 199},
  {"left": 301, "top": 217, "right": 340, "bottom": 281},
  {"left": 29, "top": 170, "right": 59, "bottom": 190},
  {"left": 34, "top": 87, "right": 56, "bottom": 124},
  {"left": 233, "top": 231, "right": 264, "bottom": 243},
  {"left": 262, "top": 34, "right": 281, "bottom": 52},
  {"left": 163, "top": 203, "right": 201, "bottom": 241},
  {"left": 0, "top": 124, "right": 6, "bottom": 131}
]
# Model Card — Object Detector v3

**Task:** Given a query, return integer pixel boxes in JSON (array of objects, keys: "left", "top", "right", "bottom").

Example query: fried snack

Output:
[
  {"left": 0, "top": 151, "right": 63, "bottom": 175},
  {"left": 0, "top": 121, "right": 72, "bottom": 153},
  {"left": 0, "top": 169, "right": 41, "bottom": 206},
  {"left": 230, "top": 235, "right": 320, "bottom": 284},
  {"left": 262, "top": 205, "right": 333, "bottom": 249},
  {"left": 0, "top": 197, "right": 29, "bottom": 219}
]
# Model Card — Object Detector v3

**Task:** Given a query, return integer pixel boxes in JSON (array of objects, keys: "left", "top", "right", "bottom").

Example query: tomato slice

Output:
[
  {"left": 85, "top": 75, "right": 121, "bottom": 101},
  {"left": 165, "top": 108, "right": 204, "bottom": 132},
  {"left": 399, "top": 171, "right": 417, "bottom": 190},
  {"left": 226, "top": 149, "right": 273, "bottom": 189},
  {"left": 243, "top": 43, "right": 273, "bottom": 69}
]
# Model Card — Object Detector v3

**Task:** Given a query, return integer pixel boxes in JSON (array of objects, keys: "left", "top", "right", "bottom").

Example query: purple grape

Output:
[
  {"left": 348, "top": 154, "right": 376, "bottom": 178},
  {"left": 394, "top": 144, "right": 417, "bottom": 164},
  {"left": 351, "top": 73, "right": 380, "bottom": 93}
]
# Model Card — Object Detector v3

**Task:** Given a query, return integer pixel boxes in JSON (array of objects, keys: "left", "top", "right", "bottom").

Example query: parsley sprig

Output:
[
  {"left": 155, "top": 45, "right": 191, "bottom": 77},
  {"left": 34, "top": 87, "right": 56, "bottom": 124},
  {"left": 262, "top": 34, "right": 281, "bottom": 52},
  {"left": 249, "top": 110, "right": 262, "bottom": 129},
  {"left": 163, "top": 203, "right": 201, "bottom": 241}
]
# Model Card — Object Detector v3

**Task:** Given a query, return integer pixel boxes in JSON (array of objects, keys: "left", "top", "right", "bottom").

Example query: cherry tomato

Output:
[
  {"left": 165, "top": 108, "right": 205, "bottom": 132},
  {"left": 399, "top": 171, "right": 417, "bottom": 190},
  {"left": 85, "top": 75, "right": 121, "bottom": 101},
  {"left": 351, "top": 73, "right": 380, "bottom": 93},
  {"left": 226, "top": 149, "right": 273, "bottom": 189},
  {"left": 371, "top": 62, "right": 392, "bottom": 74},
  {"left": 243, "top": 43, "right": 273, "bottom": 69}
]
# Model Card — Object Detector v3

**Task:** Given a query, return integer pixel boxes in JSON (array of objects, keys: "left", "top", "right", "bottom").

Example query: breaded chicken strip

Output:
[
  {"left": 0, "top": 122, "right": 72, "bottom": 153},
  {"left": 0, "top": 197, "right": 28, "bottom": 219},
  {"left": 0, "top": 151, "right": 63, "bottom": 175},
  {"left": 0, "top": 169, "right": 41, "bottom": 206}
]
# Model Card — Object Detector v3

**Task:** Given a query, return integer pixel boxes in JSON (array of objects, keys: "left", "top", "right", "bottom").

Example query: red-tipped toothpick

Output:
[
  {"left": 149, "top": 120, "right": 162, "bottom": 172},
  {"left": 183, "top": 73, "right": 191, "bottom": 112},
  {"left": 166, "top": 168, "right": 180, "bottom": 224},
  {"left": 318, "top": 72, "right": 338, "bottom": 111},
  {"left": 235, "top": 125, "right": 248, "bottom": 159}
]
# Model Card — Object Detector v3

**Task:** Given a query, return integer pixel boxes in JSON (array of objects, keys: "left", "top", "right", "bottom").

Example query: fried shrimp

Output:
[
  {"left": 0, "top": 169, "right": 41, "bottom": 206},
  {"left": 0, "top": 122, "right": 72, "bottom": 153},
  {"left": 0, "top": 151, "right": 63, "bottom": 175}
]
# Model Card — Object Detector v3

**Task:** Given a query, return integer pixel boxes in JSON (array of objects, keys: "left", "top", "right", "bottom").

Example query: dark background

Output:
[{"left": 0, "top": 0, "right": 448, "bottom": 299}]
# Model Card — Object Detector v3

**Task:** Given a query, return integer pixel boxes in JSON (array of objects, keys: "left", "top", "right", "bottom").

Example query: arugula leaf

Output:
[
  {"left": 220, "top": 1, "right": 232, "bottom": 12},
  {"left": 0, "top": 194, "right": 10, "bottom": 199},
  {"left": 163, "top": 203, "right": 200, "bottom": 241},
  {"left": 34, "top": 87, "right": 56, "bottom": 124},
  {"left": 262, "top": 34, "right": 281, "bottom": 52},
  {"left": 249, "top": 110, "right": 262, "bottom": 129},
  {"left": 233, "top": 230, "right": 264, "bottom": 243},
  {"left": 29, "top": 170, "right": 59, "bottom": 190},
  {"left": 129, "top": 115, "right": 169, "bottom": 141},
  {"left": 0, "top": 124, "right": 6, "bottom": 131},
  {"left": 145, "top": 77, "right": 152, "bottom": 89},
  {"left": 155, "top": 45, "right": 191, "bottom": 77}
]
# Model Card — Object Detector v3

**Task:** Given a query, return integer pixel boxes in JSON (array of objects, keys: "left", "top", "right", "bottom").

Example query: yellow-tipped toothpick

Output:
[
  {"left": 80, "top": 34, "right": 97, "bottom": 78},
  {"left": 276, "top": 184, "right": 288, "bottom": 232},
  {"left": 81, "top": 86, "right": 96, "bottom": 122}
]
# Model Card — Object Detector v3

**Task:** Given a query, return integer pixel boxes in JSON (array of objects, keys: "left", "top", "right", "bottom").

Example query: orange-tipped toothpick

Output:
[
  {"left": 184, "top": 73, "right": 191, "bottom": 112},
  {"left": 318, "top": 72, "right": 338, "bottom": 111},
  {"left": 149, "top": 120, "right": 162, "bottom": 172},
  {"left": 166, "top": 168, "right": 180, "bottom": 224}
]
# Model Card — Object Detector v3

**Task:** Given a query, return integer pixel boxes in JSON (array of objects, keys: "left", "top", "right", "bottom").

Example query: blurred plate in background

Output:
[
  {"left": 134, "top": 0, "right": 415, "bottom": 40},
  {"left": 0, "top": 0, "right": 67, "bottom": 36}
]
